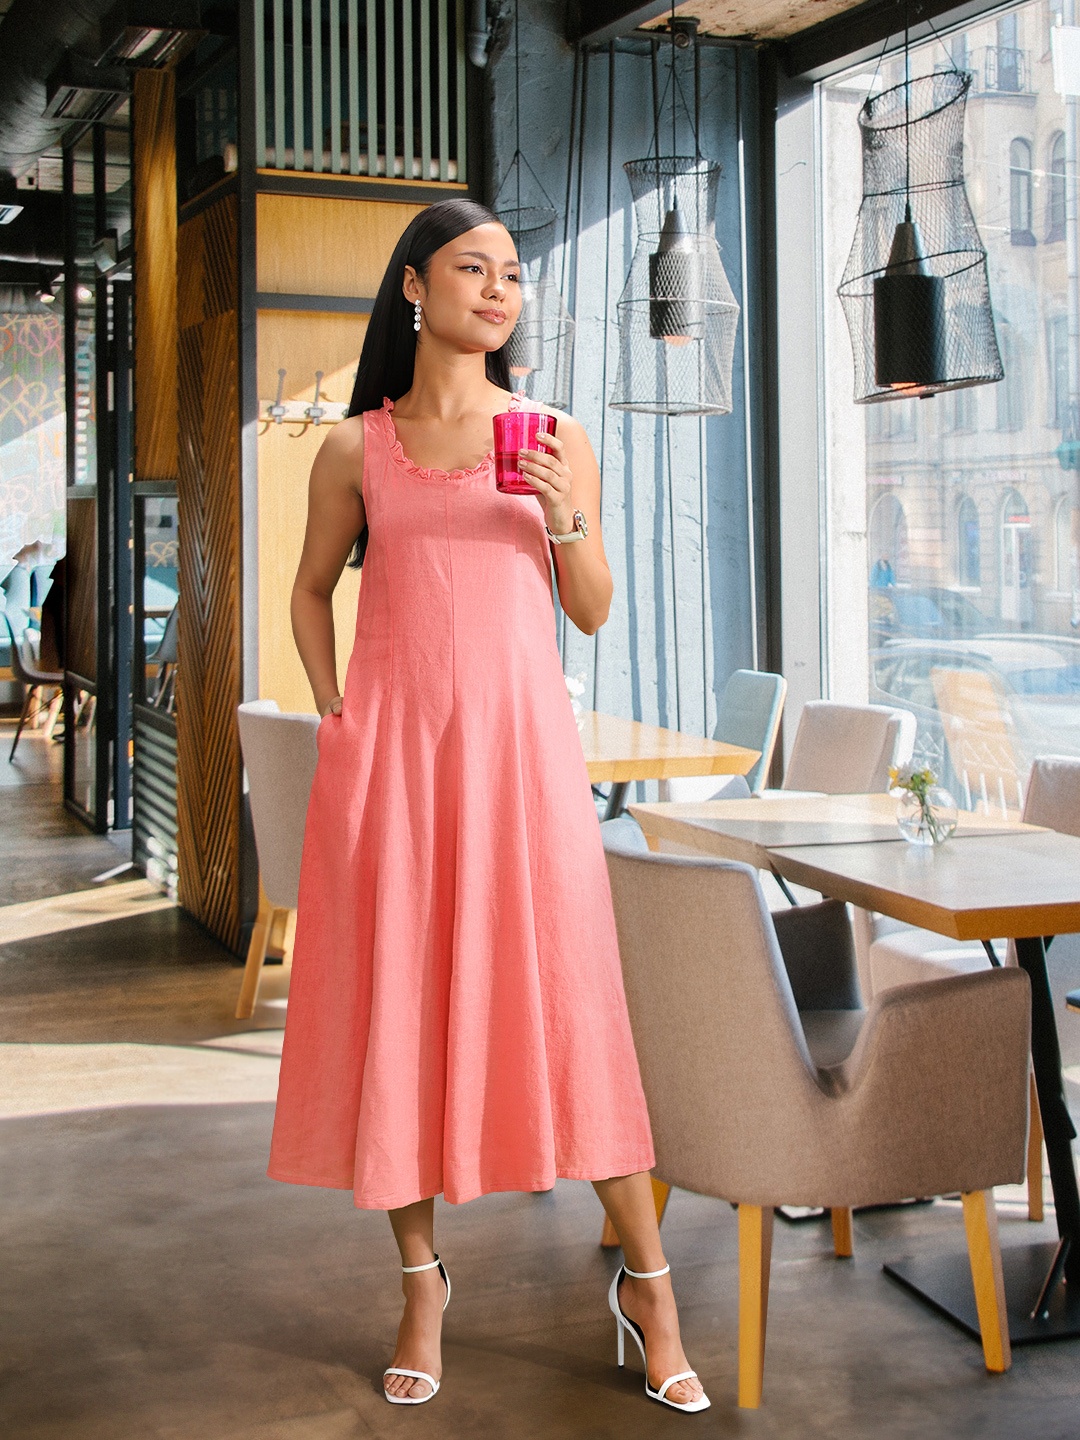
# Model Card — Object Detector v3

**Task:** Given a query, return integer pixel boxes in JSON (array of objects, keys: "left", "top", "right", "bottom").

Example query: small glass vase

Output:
[{"left": 896, "top": 785, "right": 958, "bottom": 847}]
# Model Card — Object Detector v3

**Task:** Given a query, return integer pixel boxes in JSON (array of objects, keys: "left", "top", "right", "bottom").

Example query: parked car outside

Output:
[
  {"left": 869, "top": 585, "right": 1002, "bottom": 646},
  {"left": 870, "top": 634, "right": 1080, "bottom": 804}
]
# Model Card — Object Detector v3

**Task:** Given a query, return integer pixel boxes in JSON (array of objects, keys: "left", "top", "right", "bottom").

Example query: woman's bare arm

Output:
[
  {"left": 291, "top": 416, "right": 367, "bottom": 715},
  {"left": 526, "top": 414, "right": 613, "bottom": 636}
]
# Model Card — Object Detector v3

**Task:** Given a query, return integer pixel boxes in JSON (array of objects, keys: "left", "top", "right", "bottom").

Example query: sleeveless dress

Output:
[{"left": 267, "top": 394, "right": 656, "bottom": 1209}]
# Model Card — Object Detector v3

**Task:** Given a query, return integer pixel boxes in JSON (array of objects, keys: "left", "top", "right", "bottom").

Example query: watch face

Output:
[{"left": 574, "top": 509, "right": 589, "bottom": 537}]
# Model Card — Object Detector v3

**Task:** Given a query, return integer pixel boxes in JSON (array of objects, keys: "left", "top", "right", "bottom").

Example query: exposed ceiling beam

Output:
[
  {"left": 779, "top": 0, "right": 1016, "bottom": 79},
  {"left": 567, "top": 1, "right": 671, "bottom": 46}
]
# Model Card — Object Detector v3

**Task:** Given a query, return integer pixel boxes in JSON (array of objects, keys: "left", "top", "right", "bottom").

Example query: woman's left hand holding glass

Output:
[{"left": 517, "top": 432, "right": 576, "bottom": 536}]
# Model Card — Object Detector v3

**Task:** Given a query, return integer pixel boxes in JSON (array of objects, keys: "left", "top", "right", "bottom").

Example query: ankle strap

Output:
[
  {"left": 623, "top": 1262, "right": 670, "bottom": 1280},
  {"left": 401, "top": 1253, "right": 442, "bottom": 1273}
]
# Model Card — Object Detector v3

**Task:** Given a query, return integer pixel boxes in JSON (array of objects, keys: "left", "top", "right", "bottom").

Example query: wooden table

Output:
[
  {"left": 579, "top": 711, "right": 759, "bottom": 820},
  {"left": 584, "top": 711, "right": 760, "bottom": 823},
  {"left": 628, "top": 793, "right": 1080, "bottom": 1344}
]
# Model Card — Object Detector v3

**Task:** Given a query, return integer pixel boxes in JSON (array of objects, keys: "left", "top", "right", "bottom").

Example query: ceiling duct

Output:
[
  {"left": 0, "top": 0, "right": 124, "bottom": 176},
  {"left": 43, "top": 53, "right": 129, "bottom": 122},
  {"left": 94, "top": 0, "right": 206, "bottom": 68}
]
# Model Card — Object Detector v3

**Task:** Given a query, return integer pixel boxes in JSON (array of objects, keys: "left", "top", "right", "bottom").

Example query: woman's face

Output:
[{"left": 405, "top": 222, "right": 523, "bottom": 354}]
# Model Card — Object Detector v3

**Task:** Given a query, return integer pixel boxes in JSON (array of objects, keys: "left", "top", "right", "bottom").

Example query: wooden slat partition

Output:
[
  {"left": 132, "top": 68, "right": 179, "bottom": 483},
  {"left": 177, "top": 194, "right": 243, "bottom": 953},
  {"left": 64, "top": 495, "right": 98, "bottom": 682}
]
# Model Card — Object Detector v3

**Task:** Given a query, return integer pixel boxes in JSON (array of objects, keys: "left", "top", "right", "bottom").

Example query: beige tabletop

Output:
[
  {"left": 579, "top": 710, "right": 759, "bottom": 784},
  {"left": 628, "top": 791, "right": 1038, "bottom": 870},
  {"left": 770, "top": 831, "right": 1080, "bottom": 942}
]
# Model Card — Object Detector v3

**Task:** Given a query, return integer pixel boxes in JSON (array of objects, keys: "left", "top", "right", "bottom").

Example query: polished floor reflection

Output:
[{"left": 1, "top": 729, "right": 1079, "bottom": 1439}]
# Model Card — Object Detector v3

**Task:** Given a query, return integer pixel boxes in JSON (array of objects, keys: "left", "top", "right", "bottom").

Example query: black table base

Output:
[{"left": 885, "top": 1241, "right": 1080, "bottom": 1344}]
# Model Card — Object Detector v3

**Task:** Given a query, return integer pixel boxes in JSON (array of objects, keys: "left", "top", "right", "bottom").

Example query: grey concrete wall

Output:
[{"left": 486, "top": 3, "right": 764, "bottom": 784}]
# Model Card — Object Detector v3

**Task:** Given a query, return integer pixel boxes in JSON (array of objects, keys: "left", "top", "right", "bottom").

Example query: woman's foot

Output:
[
  {"left": 383, "top": 1264, "right": 447, "bottom": 1401},
  {"left": 617, "top": 1271, "right": 705, "bottom": 1408}
]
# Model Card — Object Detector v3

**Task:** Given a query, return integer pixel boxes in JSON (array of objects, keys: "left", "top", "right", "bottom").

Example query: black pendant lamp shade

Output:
[
  {"left": 838, "top": 70, "right": 1002, "bottom": 402},
  {"left": 648, "top": 196, "right": 705, "bottom": 345},
  {"left": 610, "top": 155, "right": 740, "bottom": 416},
  {"left": 873, "top": 207, "right": 946, "bottom": 387}
]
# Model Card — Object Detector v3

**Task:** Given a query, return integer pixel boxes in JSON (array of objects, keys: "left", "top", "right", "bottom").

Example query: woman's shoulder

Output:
[{"left": 312, "top": 413, "right": 367, "bottom": 491}]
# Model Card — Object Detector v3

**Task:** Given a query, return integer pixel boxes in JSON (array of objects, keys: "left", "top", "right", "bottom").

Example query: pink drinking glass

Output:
[{"left": 493, "top": 411, "right": 556, "bottom": 494}]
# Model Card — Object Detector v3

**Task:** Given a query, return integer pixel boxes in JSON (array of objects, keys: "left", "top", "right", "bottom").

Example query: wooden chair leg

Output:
[
  {"left": 9, "top": 685, "right": 36, "bottom": 761},
  {"left": 281, "top": 908, "right": 298, "bottom": 966},
  {"left": 600, "top": 1177, "right": 672, "bottom": 1249},
  {"left": 831, "top": 1206, "right": 853, "bottom": 1258},
  {"left": 267, "top": 906, "right": 289, "bottom": 959},
  {"left": 961, "top": 1190, "right": 1011, "bottom": 1373},
  {"left": 1027, "top": 1071, "right": 1044, "bottom": 1223},
  {"left": 236, "top": 886, "right": 275, "bottom": 1020},
  {"left": 738, "top": 1204, "right": 774, "bottom": 1408},
  {"left": 42, "top": 687, "right": 63, "bottom": 740}
]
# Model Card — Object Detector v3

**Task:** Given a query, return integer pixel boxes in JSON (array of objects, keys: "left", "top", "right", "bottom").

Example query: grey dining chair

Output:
[
  {"left": 658, "top": 669, "right": 787, "bottom": 800},
  {"left": 236, "top": 699, "right": 321, "bottom": 1019},
  {"left": 3, "top": 611, "right": 63, "bottom": 761},
  {"left": 602, "top": 830, "right": 1030, "bottom": 1407}
]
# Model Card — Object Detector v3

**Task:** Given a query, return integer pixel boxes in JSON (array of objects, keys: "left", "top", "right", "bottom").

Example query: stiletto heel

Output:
[
  {"left": 607, "top": 1263, "right": 711, "bottom": 1414},
  {"left": 383, "top": 1254, "right": 450, "bottom": 1405}
]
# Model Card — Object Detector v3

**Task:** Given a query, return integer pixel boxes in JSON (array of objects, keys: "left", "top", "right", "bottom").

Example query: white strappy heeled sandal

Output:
[
  {"left": 608, "top": 1263, "right": 711, "bottom": 1413},
  {"left": 382, "top": 1254, "right": 451, "bottom": 1405}
]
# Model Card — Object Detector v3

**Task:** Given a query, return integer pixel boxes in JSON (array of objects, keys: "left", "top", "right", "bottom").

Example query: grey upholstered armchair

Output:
[{"left": 602, "top": 832, "right": 1031, "bottom": 1408}]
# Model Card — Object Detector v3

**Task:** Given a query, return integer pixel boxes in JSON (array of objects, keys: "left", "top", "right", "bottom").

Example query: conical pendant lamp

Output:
[
  {"left": 838, "top": 63, "right": 1002, "bottom": 402},
  {"left": 609, "top": 20, "right": 739, "bottom": 415}
]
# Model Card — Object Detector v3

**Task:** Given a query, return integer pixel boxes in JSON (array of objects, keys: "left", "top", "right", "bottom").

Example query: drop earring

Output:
[{"left": 413, "top": 301, "right": 422, "bottom": 333}]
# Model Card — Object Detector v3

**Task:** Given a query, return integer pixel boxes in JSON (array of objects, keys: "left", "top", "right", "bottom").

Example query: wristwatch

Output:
[{"left": 545, "top": 509, "right": 589, "bottom": 545}]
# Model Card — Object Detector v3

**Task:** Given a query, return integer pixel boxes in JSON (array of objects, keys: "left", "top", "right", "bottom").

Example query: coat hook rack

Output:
[
  {"left": 259, "top": 369, "right": 288, "bottom": 433},
  {"left": 306, "top": 371, "right": 326, "bottom": 425}
]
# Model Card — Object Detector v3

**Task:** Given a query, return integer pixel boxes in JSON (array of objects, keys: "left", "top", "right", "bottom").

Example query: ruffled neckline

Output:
[
  {"left": 379, "top": 399, "right": 491, "bottom": 480},
  {"left": 379, "top": 393, "right": 526, "bottom": 481}
]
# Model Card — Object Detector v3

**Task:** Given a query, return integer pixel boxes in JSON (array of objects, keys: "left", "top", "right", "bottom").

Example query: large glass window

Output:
[{"left": 820, "top": 0, "right": 1080, "bottom": 807}]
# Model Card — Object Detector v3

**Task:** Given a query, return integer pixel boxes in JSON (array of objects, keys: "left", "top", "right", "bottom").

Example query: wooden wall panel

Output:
[
  {"left": 255, "top": 195, "right": 423, "bottom": 297},
  {"left": 133, "top": 69, "right": 179, "bottom": 482},
  {"left": 64, "top": 495, "right": 97, "bottom": 681},
  {"left": 257, "top": 420, "right": 362, "bottom": 713},
  {"left": 177, "top": 194, "right": 242, "bottom": 953}
]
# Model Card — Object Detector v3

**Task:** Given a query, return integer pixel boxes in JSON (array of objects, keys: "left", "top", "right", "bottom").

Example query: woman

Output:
[{"left": 268, "top": 198, "right": 708, "bottom": 1414}]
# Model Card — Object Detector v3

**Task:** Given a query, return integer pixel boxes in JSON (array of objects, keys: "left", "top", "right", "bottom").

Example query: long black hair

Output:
[{"left": 345, "top": 198, "right": 513, "bottom": 567}]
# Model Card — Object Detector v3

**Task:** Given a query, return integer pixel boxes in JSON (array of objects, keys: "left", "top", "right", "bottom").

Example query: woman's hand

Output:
[
  {"left": 517, "top": 430, "right": 575, "bottom": 535},
  {"left": 320, "top": 695, "right": 343, "bottom": 718}
]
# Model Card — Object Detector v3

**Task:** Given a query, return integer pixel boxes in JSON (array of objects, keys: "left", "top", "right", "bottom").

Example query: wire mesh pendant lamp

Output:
[
  {"left": 837, "top": 44, "right": 1002, "bottom": 402},
  {"left": 609, "top": 17, "right": 740, "bottom": 416},
  {"left": 492, "top": 0, "right": 574, "bottom": 409}
]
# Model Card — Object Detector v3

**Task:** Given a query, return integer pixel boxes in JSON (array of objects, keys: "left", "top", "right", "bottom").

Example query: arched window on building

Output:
[
  {"left": 1047, "top": 131, "right": 1066, "bottom": 242},
  {"left": 869, "top": 493, "right": 910, "bottom": 588},
  {"left": 957, "top": 496, "right": 981, "bottom": 588},
  {"left": 1010, "top": 138, "right": 1034, "bottom": 243},
  {"left": 1055, "top": 496, "right": 1075, "bottom": 594}
]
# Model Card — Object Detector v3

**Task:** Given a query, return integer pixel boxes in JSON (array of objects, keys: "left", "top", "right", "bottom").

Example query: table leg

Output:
[
  {"left": 603, "top": 781, "right": 629, "bottom": 821},
  {"left": 885, "top": 934, "right": 1080, "bottom": 1341},
  {"left": 1014, "top": 936, "right": 1080, "bottom": 1284}
]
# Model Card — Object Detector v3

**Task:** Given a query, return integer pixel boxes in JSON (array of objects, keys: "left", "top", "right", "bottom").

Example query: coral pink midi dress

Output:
[{"left": 267, "top": 396, "right": 656, "bottom": 1210}]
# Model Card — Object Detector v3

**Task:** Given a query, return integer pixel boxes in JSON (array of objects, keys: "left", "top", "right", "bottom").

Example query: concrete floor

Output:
[{"left": 2, "top": 727, "right": 1080, "bottom": 1438}]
